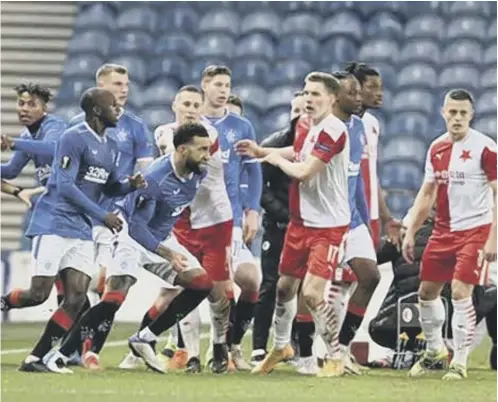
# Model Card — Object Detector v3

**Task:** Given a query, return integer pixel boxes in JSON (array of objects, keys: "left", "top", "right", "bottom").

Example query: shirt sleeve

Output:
[
  {"left": 311, "top": 129, "right": 347, "bottom": 163},
  {"left": 242, "top": 120, "right": 258, "bottom": 164},
  {"left": 13, "top": 119, "right": 65, "bottom": 157},
  {"left": 423, "top": 147, "right": 435, "bottom": 183},
  {"left": 481, "top": 143, "right": 497, "bottom": 182},
  {"left": 134, "top": 121, "right": 156, "bottom": 160},
  {"left": 0, "top": 150, "right": 31, "bottom": 179}
]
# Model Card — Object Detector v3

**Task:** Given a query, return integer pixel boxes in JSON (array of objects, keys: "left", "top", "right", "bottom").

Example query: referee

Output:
[{"left": 251, "top": 92, "right": 304, "bottom": 364}]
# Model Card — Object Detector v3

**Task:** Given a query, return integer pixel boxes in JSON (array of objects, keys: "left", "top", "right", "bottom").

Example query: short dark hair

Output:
[
  {"left": 177, "top": 85, "right": 202, "bottom": 96},
  {"left": 293, "top": 91, "right": 304, "bottom": 97},
  {"left": 15, "top": 83, "right": 52, "bottom": 104},
  {"left": 202, "top": 65, "right": 232, "bottom": 80},
  {"left": 227, "top": 94, "right": 243, "bottom": 113},
  {"left": 445, "top": 89, "right": 475, "bottom": 105},
  {"left": 173, "top": 122, "right": 210, "bottom": 149},
  {"left": 305, "top": 72, "right": 340, "bottom": 94},
  {"left": 331, "top": 71, "right": 355, "bottom": 81},
  {"left": 344, "top": 62, "right": 380, "bottom": 86}
]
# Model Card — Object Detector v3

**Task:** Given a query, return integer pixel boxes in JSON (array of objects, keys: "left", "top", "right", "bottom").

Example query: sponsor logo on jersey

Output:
[{"left": 84, "top": 166, "right": 110, "bottom": 184}]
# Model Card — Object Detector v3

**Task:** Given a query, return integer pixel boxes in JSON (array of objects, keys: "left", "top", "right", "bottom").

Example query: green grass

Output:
[{"left": 1, "top": 322, "right": 496, "bottom": 402}]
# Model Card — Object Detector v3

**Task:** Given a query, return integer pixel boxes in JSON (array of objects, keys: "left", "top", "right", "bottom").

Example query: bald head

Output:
[{"left": 80, "top": 87, "right": 119, "bottom": 128}]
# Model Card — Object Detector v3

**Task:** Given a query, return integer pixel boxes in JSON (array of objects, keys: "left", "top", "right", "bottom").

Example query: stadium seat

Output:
[
  {"left": 142, "top": 79, "right": 179, "bottom": 109},
  {"left": 267, "top": 86, "right": 301, "bottom": 111},
  {"left": 142, "top": 107, "right": 175, "bottom": 132},
  {"left": 54, "top": 105, "right": 82, "bottom": 121},
  {"left": 321, "top": 12, "right": 363, "bottom": 42},
  {"left": 74, "top": 3, "right": 115, "bottom": 31},
  {"left": 371, "top": 63, "right": 397, "bottom": 90},
  {"left": 195, "top": 34, "right": 235, "bottom": 60},
  {"left": 381, "top": 88, "right": 393, "bottom": 111},
  {"left": 108, "top": 55, "right": 147, "bottom": 84},
  {"left": 447, "top": 0, "right": 493, "bottom": 17},
  {"left": 231, "top": 59, "right": 271, "bottom": 86},
  {"left": 396, "top": 1, "right": 440, "bottom": 19},
  {"left": 387, "top": 112, "right": 429, "bottom": 139},
  {"left": 489, "top": 20, "right": 497, "bottom": 44},
  {"left": 148, "top": 56, "right": 188, "bottom": 85},
  {"left": 67, "top": 31, "right": 111, "bottom": 58},
  {"left": 193, "top": 1, "right": 235, "bottom": 13},
  {"left": 116, "top": 6, "right": 156, "bottom": 34},
  {"left": 358, "top": 39, "right": 399, "bottom": 63},
  {"left": 263, "top": 107, "right": 291, "bottom": 134},
  {"left": 396, "top": 64, "right": 437, "bottom": 89},
  {"left": 320, "top": 37, "right": 358, "bottom": 65},
  {"left": 240, "top": 11, "right": 281, "bottom": 38},
  {"left": 484, "top": 44, "right": 497, "bottom": 66},
  {"left": 386, "top": 192, "right": 415, "bottom": 218},
  {"left": 234, "top": 33, "right": 275, "bottom": 61},
  {"left": 110, "top": 31, "right": 153, "bottom": 57},
  {"left": 398, "top": 40, "right": 441, "bottom": 65},
  {"left": 63, "top": 54, "right": 103, "bottom": 79},
  {"left": 269, "top": 60, "right": 313, "bottom": 87},
  {"left": 366, "top": 12, "right": 403, "bottom": 38},
  {"left": 446, "top": 16, "right": 487, "bottom": 41},
  {"left": 392, "top": 90, "right": 434, "bottom": 115},
  {"left": 276, "top": 35, "right": 319, "bottom": 61},
  {"left": 481, "top": 68, "right": 497, "bottom": 90},
  {"left": 404, "top": 15, "right": 445, "bottom": 39},
  {"left": 474, "top": 115, "right": 497, "bottom": 139},
  {"left": 199, "top": 10, "right": 240, "bottom": 36},
  {"left": 380, "top": 161, "right": 423, "bottom": 192},
  {"left": 159, "top": 6, "right": 199, "bottom": 35},
  {"left": 443, "top": 40, "right": 482, "bottom": 64},
  {"left": 231, "top": 84, "right": 267, "bottom": 112},
  {"left": 439, "top": 65, "right": 480, "bottom": 89},
  {"left": 272, "top": 1, "right": 323, "bottom": 14},
  {"left": 477, "top": 91, "right": 497, "bottom": 115},
  {"left": 281, "top": 13, "right": 321, "bottom": 37},
  {"left": 382, "top": 136, "right": 427, "bottom": 165},
  {"left": 126, "top": 81, "right": 144, "bottom": 111},
  {"left": 154, "top": 33, "right": 195, "bottom": 60},
  {"left": 57, "top": 79, "right": 94, "bottom": 103}
]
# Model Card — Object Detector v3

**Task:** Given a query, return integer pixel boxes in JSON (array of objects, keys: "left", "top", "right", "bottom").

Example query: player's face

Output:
[
  {"left": 181, "top": 136, "right": 212, "bottom": 174},
  {"left": 99, "top": 92, "right": 120, "bottom": 128},
  {"left": 303, "top": 81, "right": 335, "bottom": 123},
  {"left": 361, "top": 75, "right": 383, "bottom": 109},
  {"left": 173, "top": 91, "right": 203, "bottom": 124},
  {"left": 16, "top": 92, "right": 46, "bottom": 126},
  {"left": 442, "top": 98, "right": 474, "bottom": 138},
  {"left": 227, "top": 103, "right": 242, "bottom": 116},
  {"left": 337, "top": 77, "right": 362, "bottom": 116},
  {"left": 290, "top": 95, "right": 305, "bottom": 120},
  {"left": 202, "top": 74, "right": 231, "bottom": 108},
  {"left": 99, "top": 72, "right": 129, "bottom": 108}
]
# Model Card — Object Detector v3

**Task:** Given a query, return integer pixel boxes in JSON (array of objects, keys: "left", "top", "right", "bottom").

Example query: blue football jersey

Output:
[
  {"left": 347, "top": 116, "right": 370, "bottom": 230},
  {"left": 27, "top": 122, "right": 134, "bottom": 240},
  {"left": 119, "top": 154, "right": 206, "bottom": 252},
  {"left": 1, "top": 114, "right": 66, "bottom": 185},
  {"left": 69, "top": 109, "right": 156, "bottom": 212},
  {"left": 202, "top": 112, "right": 262, "bottom": 227}
]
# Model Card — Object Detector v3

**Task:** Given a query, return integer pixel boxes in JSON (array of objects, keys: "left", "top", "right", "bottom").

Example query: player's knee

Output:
[
  {"left": 450, "top": 280, "right": 473, "bottom": 301},
  {"left": 189, "top": 271, "right": 213, "bottom": 292},
  {"left": 301, "top": 285, "right": 321, "bottom": 311},
  {"left": 276, "top": 276, "right": 298, "bottom": 302},
  {"left": 357, "top": 264, "right": 380, "bottom": 293},
  {"left": 30, "top": 287, "right": 51, "bottom": 305},
  {"left": 418, "top": 281, "right": 442, "bottom": 301},
  {"left": 62, "top": 289, "right": 88, "bottom": 316}
]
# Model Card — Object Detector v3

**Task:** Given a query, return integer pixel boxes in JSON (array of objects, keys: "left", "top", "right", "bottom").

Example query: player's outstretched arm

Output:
[
  {"left": 0, "top": 148, "right": 31, "bottom": 180},
  {"left": 235, "top": 139, "right": 294, "bottom": 160},
  {"left": 103, "top": 172, "right": 147, "bottom": 197},
  {"left": 264, "top": 153, "right": 326, "bottom": 182}
]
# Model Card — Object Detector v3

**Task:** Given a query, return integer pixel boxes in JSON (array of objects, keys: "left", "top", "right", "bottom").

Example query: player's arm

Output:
[
  {"left": 56, "top": 133, "right": 109, "bottom": 223},
  {"left": 482, "top": 144, "right": 497, "bottom": 262},
  {"left": 6, "top": 120, "right": 65, "bottom": 157},
  {"left": 127, "top": 191, "right": 162, "bottom": 253},
  {"left": 154, "top": 125, "right": 174, "bottom": 156},
  {"left": 1, "top": 180, "right": 45, "bottom": 208},
  {"left": 134, "top": 121, "right": 155, "bottom": 171},
  {"left": 0, "top": 146, "right": 31, "bottom": 179},
  {"left": 103, "top": 163, "right": 145, "bottom": 197}
]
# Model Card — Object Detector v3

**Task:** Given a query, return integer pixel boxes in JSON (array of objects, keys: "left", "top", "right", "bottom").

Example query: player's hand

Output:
[
  {"left": 128, "top": 173, "right": 147, "bottom": 189},
  {"left": 483, "top": 236, "right": 497, "bottom": 262},
  {"left": 235, "top": 139, "right": 260, "bottom": 158},
  {"left": 401, "top": 232, "right": 415, "bottom": 264},
  {"left": 243, "top": 209, "right": 259, "bottom": 244},
  {"left": 104, "top": 213, "right": 123, "bottom": 233},
  {"left": 16, "top": 187, "right": 43, "bottom": 208},
  {"left": 1, "top": 135, "right": 13, "bottom": 151},
  {"left": 170, "top": 251, "right": 190, "bottom": 273},
  {"left": 384, "top": 217, "right": 403, "bottom": 245}
]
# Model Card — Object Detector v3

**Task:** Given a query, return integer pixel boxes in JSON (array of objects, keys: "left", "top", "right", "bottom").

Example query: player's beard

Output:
[{"left": 185, "top": 158, "right": 203, "bottom": 175}]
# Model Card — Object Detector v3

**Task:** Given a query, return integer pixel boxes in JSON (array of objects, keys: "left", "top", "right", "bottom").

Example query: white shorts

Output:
[
  {"left": 31, "top": 234, "right": 95, "bottom": 278},
  {"left": 110, "top": 217, "right": 202, "bottom": 288},
  {"left": 92, "top": 225, "right": 115, "bottom": 269},
  {"left": 341, "top": 224, "right": 377, "bottom": 265},
  {"left": 231, "top": 226, "right": 255, "bottom": 270}
]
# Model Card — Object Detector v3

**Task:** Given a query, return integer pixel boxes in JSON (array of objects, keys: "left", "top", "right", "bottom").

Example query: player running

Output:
[
  {"left": 403, "top": 89, "right": 497, "bottom": 380},
  {"left": 237, "top": 72, "right": 350, "bottom": 377},
  {"left": 10, "top": 88, "right": 144, "bottom": 372},
  {"left": 201, "top": 65, "right": 263, "bottom": 370}
]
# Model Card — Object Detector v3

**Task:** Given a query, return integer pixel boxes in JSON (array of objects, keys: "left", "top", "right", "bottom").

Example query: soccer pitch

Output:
[{"left": 1, "top": 322, "right": 496, "bottom": 402}]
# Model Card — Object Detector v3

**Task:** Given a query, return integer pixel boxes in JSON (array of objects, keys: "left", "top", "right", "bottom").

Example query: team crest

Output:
[
  {"left": 225, "top": 129, "right": 237, "bottom": 143},
  {"left": 116, "top": 129, "right": 128, "bottom": 141}
]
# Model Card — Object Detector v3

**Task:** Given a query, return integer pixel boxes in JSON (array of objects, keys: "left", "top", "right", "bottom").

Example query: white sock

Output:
[
  {"left": 308, "top": 301, "right": 341, "bottom": 359},
  {"left": 419, "top": 297, "right": 446, "bottom": 353},
  {"left": 314, "top": 334, "right": 328, "bottom": 360},
  {"left": 138, "top": 327, "right": 157, "bottom": 343},
  {"left": 180, "top": 307, "right": 201, "bottom": 358},
  {"left": 168, "top": 324, "right": 178, "bottom": 346},
  {"left": 209, "top": 297, "right": 230, "bottom": 344},
  {"left": 452, "top": 297, "right": 476, "bottom": 367},
  {"left": 273, "top": 297, "right": 297, "bottom": 350},
  {"left": 327, "top": 282, "right": 351, "bottom": 329}
]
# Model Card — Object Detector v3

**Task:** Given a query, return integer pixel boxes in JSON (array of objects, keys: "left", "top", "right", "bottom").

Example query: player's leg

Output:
[
  {"left": 409, "top": 234, "right": 454, "bottom": 377},
  {"left": 180, "top": 306, "right": 202, "bottom": 373},
  {"left": 252, "top": 226, "right": 284, "bottom": 364},
  {"left": 295, "top": 295, "right": 317, "bottom": 375}
]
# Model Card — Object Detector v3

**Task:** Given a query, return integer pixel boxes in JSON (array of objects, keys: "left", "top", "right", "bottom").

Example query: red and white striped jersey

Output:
[
  {"left": 154, "top": 121, "right": 232, "bottom": 229},
  {"left": 289, "top": 114, "right": 350, "bottom": 228},
  {"left": 361, "top": 112, "right": 380, "bottom": 220},
  {"left": 424, "top": 129, "right": 496, "bottom": 232}
]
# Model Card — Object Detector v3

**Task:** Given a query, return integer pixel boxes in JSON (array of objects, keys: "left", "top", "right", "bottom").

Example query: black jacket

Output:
[{"left": 260, "top": 117, "right": 298, "bottom": 228}]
